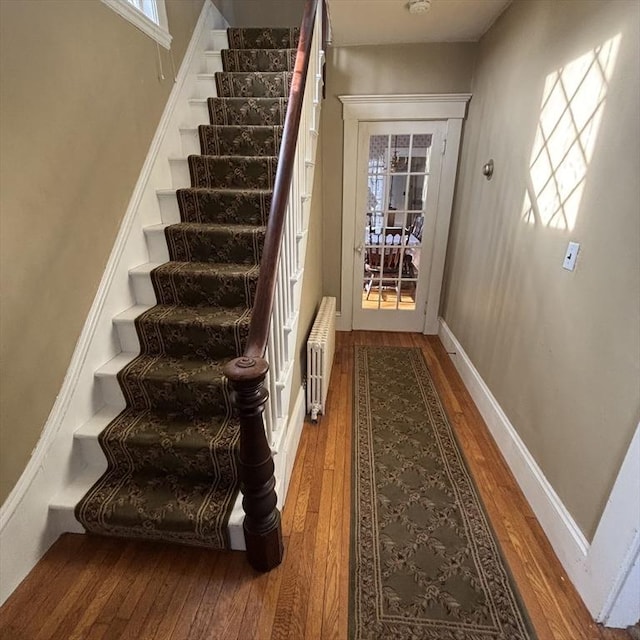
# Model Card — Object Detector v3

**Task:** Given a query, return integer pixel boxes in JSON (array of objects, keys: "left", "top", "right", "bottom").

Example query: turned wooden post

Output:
[{"left": 223, "top": 356, "right": 283, "bottom": 571}]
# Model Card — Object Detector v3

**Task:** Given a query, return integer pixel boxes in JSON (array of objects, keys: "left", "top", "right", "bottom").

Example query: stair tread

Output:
[
  {"left": 150, "top": 222, "right": 267, "bottom": 233},
  {"left": 222, "top": 47, "right": 296, "bottom": 53},
  {"left": 177, "top": 186, "right": 273, "bottom": 195},
  {"left": 153, "top": 261, "right": 259, "bottom": 275},
  {"left": 137, "top": 304, "right": 251, "bottom": 326},
  {"left": 167, "top": 221, "right": 267, "bottom": 232},
  {"left": 198, "top": 124, "right": 283, "bottom": 131},
  {"left": 120, "top": 353, "right": 227, "bottom": 380},
  {"left": 215, "top": 71, "right": 293, "bottom": 77},
  {"left": 208, "top": 97, "right": 288, "bottom": 104},
  {"left": 186, "top": 153, "right": 278, "bottom": 161}
]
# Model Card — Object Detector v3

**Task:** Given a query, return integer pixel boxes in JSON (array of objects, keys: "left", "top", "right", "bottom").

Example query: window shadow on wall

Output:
[{"left": 522, "top": 35, "right": 621, "bottom": 231}]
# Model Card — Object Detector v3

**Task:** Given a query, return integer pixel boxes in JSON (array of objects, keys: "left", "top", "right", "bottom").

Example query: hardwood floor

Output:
[{"left": 0, "top": 332, "right": 632, "bottom": 640}]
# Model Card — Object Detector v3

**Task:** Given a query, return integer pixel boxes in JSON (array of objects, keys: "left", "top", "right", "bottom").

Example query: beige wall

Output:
[
  {"left": 290, "top": 139, "right": 324, "bottom": 413},
  {"left": 442, "top": 0, "right": 640, "bottom": 538},
  {"left": 211, "top": 0, "right": 305, "bottom": 27},
  {"left": 321, "top": 43, "right": 477, "bottom": 307},
  {"left": 0, "top": 0, "right": 204, "bottom": 504}
]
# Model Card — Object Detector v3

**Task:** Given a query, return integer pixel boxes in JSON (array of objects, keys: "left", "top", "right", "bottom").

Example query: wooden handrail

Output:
[
  {"left": 223, "top": 0, "right": 324, "bottom": 572},
  {"left": 244, "top": 0, "right": 320, "bottom": 359}
]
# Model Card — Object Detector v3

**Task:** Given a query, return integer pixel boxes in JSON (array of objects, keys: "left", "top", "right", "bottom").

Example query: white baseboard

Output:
[
  {"left": 335, "top": 311, "right": 351, "bottom": 332},
  {"left": 0, "top": 2, "right": 227, "bottom": 607},
  {"left": 275, "top": 385, "right": 306, "bottom": 508},
  {"left": 438, "top": 318, "right": 640, "bottom": 627}
]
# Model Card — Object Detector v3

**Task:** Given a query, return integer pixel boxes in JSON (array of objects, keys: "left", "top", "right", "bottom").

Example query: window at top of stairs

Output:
[{"left": 101, "top": 0, "right": 172, "bottom": 50}]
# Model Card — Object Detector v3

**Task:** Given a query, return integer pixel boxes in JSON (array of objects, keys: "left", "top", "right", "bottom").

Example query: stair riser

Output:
[
  {"left": 118, "top": 370, "right": 228, "bottom": 416},
  {"left": 189, "top": 156, "right": 277, "bottom": 190},
  {"left": 136, "top": 317, "right": 248, "bottom": 360},
  {"left": 177, "top": 189, "right": 272, "bottom": 226},
  {"left": 215, "top": 72, "right": 292, "bottom": 98},
  {"left": 98, "top": 439, "right": 237, "bottom": 482},
  {"left": 180, "top": 128, "right": 200, "bottom": 156},
  {"left": 199, "top": 125, "right": 282, "bottom": 156},
  {"left": 169, "top": 158, "right": 190, "bottom": 190},
  {"left": 165, "top": 226, "right": 265, "bottom": 264},
  {"left": 144, "top": 226, "right": 170, "bottom": 263},
  {"left": 208, "top": 98, "right": 288, "bottom": 126},
  {"left": 221, "top": 49, "right": 296, "bottom": 73},
  {"left": 194, "top": 74, "right": 218, "bottom": 100},
  {"left": 97, "top": 372, "right": 126, "bottom": 409},
  {"left": 131, "top": 269, "right": 157, "bottom": 306},
  {"left": 226, "top": 27, "right": 299, "bottom": 50},
  {"left": 157, "top": 191, "right": 181, "bottom": 225},
  {"left": 151, "top": 268, "right": 258, "bottom": 308},
  {"left": 76, "top": 435, "right": 108, "bottom": 471}
]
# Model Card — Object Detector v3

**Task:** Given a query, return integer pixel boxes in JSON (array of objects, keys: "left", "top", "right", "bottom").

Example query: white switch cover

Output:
[{"left": 563, "top": 241, "right": 580, "bottom": 271}]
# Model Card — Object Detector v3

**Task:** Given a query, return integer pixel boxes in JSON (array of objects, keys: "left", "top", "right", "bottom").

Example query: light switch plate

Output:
[{"left": 563, "top": 241, "right": 580, "bottom": 271}]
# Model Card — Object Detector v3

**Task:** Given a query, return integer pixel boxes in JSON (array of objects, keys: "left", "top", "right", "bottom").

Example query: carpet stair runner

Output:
[{"left": 75, "top": 27, "right": 299, "bottom": 550}]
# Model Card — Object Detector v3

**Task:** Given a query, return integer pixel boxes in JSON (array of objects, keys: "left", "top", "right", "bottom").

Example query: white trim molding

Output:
[
  {"left": 102, "top": 0, "right": 172, "bottom": 49},
  {"left": 339, "top": 94, "right": 470, "bottom": 334},
  {"left": 339, "top": 93, "right": 471, "bottom": 121},
  {"left": 438, "top": 318, "right": 640, "bottom": 628}
]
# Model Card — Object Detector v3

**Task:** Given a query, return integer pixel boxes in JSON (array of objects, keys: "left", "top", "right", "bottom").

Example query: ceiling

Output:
[{"left": 326, "top": 0, "right": 511, "bottom": 46}]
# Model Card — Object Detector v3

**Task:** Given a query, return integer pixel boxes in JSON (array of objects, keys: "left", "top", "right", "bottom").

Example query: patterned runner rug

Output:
[{"left": 350, "top": 346, "right": 537, "bottom": 639}]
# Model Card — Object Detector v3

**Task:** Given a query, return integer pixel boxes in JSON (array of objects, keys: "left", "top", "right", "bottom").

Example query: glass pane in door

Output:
[{"left": 361, "top": 131, "right": 432, "bottom": 312}]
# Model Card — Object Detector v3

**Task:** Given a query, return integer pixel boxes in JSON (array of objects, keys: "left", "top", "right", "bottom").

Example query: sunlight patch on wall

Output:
[{"left": 523, "top": 35, "right": 621, "bottom": 231}]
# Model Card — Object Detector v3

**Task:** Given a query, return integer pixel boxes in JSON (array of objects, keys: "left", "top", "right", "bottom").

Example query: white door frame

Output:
[
  {"left": 338, "top": 94, "right": 471, "bottom": 333},
  {"left": 352, "top": 120, "right": 445, "bottom": 332}
]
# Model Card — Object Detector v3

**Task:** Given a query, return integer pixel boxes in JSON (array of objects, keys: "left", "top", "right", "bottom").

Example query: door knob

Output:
[{"left": 355, "top": 244, "right": 364, "bottom": 254}]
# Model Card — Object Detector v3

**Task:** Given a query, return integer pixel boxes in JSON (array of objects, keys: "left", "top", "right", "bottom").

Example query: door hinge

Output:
[{"left": 441, "top": 138, "right": 447, "bottom": 155}]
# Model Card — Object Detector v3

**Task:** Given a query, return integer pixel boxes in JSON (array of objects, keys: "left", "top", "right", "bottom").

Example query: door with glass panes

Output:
[{"left": 352, "top": 121, "right": 444, "bottom": 331}]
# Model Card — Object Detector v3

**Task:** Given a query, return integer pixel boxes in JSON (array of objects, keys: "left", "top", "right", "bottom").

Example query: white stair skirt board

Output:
[
  {"left": 438, "top": 318, "right": 640, "bottom": 628},
  {"left": 49, "top": 468, "right": 103, "bottom": 535},
  {"left": 143, "top": 224, "right": 170, "bottom": 263},
  {"left": 208, "top": 29, "right": 228, "bottom": 52},
  {"left": 113, "top": 304, "right": 151, "bottom": 353},
  {"left": 203, "top": 51, "right": 223, "bottom": 74},
  {"left": 0, "top": 1, "right": 229, "bottom": 606},
  {"left": 187, "top": 99, "right": 210, "bottom": 127},
  {"left": 157, "top": 188, "right": 181, "bottom": 224},
  {"left": 179, "top": 128, "right": 200, "bottom": 157},
  {"left": 168, "top": 157, "right": 190, "bottom": 190},
  {"left": 194, "top": 74, "right": 218, "bottom": 100},
  {"left": 95, "top": 352, "right": 137, "bottom": 409},
  {"left": 129, "top": 263, "right": 160, "bottom": 306},
  {"left": 73, "top": 406, "right": 121, "bottom": 470}
]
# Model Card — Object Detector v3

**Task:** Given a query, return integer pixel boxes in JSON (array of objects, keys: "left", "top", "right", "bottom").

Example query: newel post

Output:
[{"left": 223, "top": 356, "right": 283, "bottom": 571}]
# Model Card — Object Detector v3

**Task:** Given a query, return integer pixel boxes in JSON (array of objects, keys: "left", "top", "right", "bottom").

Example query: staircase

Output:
[{"left": 74, "top": 28, "right": 300, "bottom": 551}]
